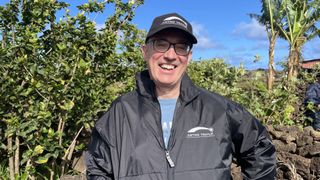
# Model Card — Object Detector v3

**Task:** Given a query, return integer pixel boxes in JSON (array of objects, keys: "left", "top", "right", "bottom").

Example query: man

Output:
[
  {"left": 86, "top": 12, "right": 276, "bottom": 180},
  {"left": 305, "top": 73, "right": 320, "bottom": 131}
]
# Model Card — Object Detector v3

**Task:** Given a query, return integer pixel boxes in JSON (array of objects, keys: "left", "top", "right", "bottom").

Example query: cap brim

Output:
[{"left": 146, "top": 25, "right": 197, "bottom": 44}]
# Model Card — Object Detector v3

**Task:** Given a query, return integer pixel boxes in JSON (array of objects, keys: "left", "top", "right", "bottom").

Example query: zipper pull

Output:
[{"left": 165, "top": 151, "right": 175, "bottom": 167}]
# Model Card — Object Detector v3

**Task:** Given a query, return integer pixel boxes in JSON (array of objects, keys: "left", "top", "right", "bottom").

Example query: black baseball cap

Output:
[{"left": 146, "top": 13, "right": 197, "bottom": 44}]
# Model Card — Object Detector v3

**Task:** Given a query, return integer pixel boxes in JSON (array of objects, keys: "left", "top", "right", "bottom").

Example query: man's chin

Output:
[{"left": 155, "top": 81, "right": 179, "bottom": 88}]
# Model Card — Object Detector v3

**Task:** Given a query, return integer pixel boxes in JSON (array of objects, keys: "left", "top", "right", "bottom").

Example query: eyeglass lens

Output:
[{"left": 152, "top": 39, "right": 191, "bottom": 56}]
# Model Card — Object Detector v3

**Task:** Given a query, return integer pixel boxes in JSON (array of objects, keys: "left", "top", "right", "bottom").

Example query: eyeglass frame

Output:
[{"left": 146, "top": 39, "right": 193, "bottom": 56}]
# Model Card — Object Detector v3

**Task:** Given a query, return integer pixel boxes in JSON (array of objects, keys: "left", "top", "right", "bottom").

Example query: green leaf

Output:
[
  {"left": 20, "top": 173, "right": 28, "bottom": 180},
  {"left": 34, "top": 145, "right": 44, "bottom": 155},
  {"left": 57, "top": 43, "right": 66, "bottom": 50},
  {"left": 48, "top": 128, "right": 55, "bottom": 137},
  {"left": 20, "top": 88, "right": 33, "bottom": 96},
  {"left": 59, "top": 100, "right": 75, "bottom": 111},
  {"left": 79, "top": 58, "right": 89, "bottom": 68},
  {"left": 35, "top": 156, "right": 49, "bottom": 164}
]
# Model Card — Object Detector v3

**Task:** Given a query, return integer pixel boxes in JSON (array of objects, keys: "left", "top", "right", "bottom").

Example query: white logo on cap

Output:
[{"left": 162, "top": 16, "right": 188, "bottom": 29}]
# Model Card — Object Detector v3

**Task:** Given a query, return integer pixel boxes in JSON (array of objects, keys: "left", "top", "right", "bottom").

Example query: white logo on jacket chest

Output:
[{"left": 187, "top": 126, "right": 215, "bottom": 138}]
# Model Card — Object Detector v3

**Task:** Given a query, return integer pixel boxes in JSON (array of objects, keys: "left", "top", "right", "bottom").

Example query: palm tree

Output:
[
  {"left": 250, "top": 0, "right": 283, "bottom": 90},
  {"left": 276, "top": 0, "right": 320, "bottom": 80}
]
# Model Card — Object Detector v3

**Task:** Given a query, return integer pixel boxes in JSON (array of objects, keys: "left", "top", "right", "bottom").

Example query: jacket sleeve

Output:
[
  {"left": 86, "top": 126, "right": 114, "bottom": 180},
  {"left": 305, "top": 84, "right": 320, "bottom": 105},
  {"left": 86, "top": 103, "right": 120, "bottom": 180},
  {"left": 86, "top": 124, "right": 114, "bottom": 180},
  {"left": 227, "top": 103, "right": 276, "bottom": 180}
]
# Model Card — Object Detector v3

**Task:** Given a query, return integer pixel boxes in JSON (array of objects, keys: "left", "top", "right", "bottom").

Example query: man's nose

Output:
[{"left": 163, "top": 45, "right": 177, "bottom": 60}]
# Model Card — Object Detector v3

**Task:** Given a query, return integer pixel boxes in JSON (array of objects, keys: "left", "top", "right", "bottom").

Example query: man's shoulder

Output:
[
  {"left": 112, "top": 90, "right": 139, "bottom": 104},
  {"left": 95, "top": 90, "right": 138, "bottom": 124},
  {"left": 307, "top": 82, "right": 320, "bottom": 90}
]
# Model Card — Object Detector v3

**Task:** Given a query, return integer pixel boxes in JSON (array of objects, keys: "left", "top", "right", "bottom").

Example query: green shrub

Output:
[
  {"left": 188, "top": 59, "right": 316, "bottom": 126},
  {"left": 0, "top": 0, "right": 144, "bottom": 179}
]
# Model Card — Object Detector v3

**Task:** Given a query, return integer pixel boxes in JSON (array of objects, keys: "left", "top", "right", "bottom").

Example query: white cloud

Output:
[
  {"left": 191, "top": 22, "right": 224, "bottom": 50},
  {"left": 232, "top": 19, "right": 267, "bottom": 41},
  {"left": 95, "top": 23, "right": 105, "bottom": 31}
]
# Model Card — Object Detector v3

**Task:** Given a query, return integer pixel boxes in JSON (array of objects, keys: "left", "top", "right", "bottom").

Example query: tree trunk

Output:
[
  {"left": 292, "top": 37, "right": 305, "bottom": 78},
  {"left": 288, "top": 48, "right": 300, "bottom": 80},
  {"left": 287, "top": 49, "right": 295, "bottom": 81},
  {"left": 58, "top": 116, "right": 65, "bottom": 146},
  {"left": 26, "top": 159, "right": 35, "bottom": 180},
  {"left": 2, "top": 29, "right": 7, "bottom": 49},
  {"left": 50, "top": 161, "right": 55, "bottom": 180},
  {"left": 8, "top": 135, "right": 15, "bottom": 180},
  {"left": 14, "top": 136, "right": 20, "bottom": 175},
  {"left": 292, "top": 47, "right": 301, "bottom": 78},
  {"left": 267, "top": 34, "right": 276, "bottom": 90},
  {"left": 61, "top": 126, "right": 84, "bottom": 176},
  {"left": 58, "top": 115, "right": 65, "bottom": 175}
]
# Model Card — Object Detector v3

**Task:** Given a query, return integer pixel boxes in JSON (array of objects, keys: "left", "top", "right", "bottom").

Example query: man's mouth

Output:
[{"left": 159, "top": 64, "right": 177, "bottom": 70}]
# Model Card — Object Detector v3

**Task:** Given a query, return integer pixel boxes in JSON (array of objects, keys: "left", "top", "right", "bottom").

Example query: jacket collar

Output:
[{"left": 135, "top": 70, "right": 200, "bottom": 103}]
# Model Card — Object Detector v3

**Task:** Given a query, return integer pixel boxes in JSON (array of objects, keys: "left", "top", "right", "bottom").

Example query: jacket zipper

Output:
[
  {"left": 155, "top": 97, "right": 183, "bottom": 180},
  {"left": 166, "top": 150, "right": 175, "bottom": 180},
  {"left": 166, "top": 100, "right": 182, "bottom": 180},
  {"left": 154, "top": 98, "right": 176, "bottom": 180},
  {"left": 165, "top": 150, "right": 175, "bottom": 167}
]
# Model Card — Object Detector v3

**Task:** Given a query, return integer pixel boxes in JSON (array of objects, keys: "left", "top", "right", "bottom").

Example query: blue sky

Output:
[
  {"left": 130, "top": 0, "right": 320, "bottom": 70},
  {"left": 1, "top": 0, "right": 320, "bottom": 70}
]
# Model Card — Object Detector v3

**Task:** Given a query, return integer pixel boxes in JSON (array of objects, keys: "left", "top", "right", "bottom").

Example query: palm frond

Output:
[{"left": 306, "top": 28, "right": 320, "bottom": 41}]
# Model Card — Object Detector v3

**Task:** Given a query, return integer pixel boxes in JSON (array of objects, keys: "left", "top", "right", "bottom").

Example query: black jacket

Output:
[
  {"left": 86, "top": 70, "right": 276, "bottom": 180},
  {"left": 305, "top": 82, "right": 320, "bottom": 105}
]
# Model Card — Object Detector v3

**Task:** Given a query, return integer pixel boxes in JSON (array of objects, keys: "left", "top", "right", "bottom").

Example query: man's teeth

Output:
[{"left": 160, "top": 64, "right": 175, "bottom": 70}]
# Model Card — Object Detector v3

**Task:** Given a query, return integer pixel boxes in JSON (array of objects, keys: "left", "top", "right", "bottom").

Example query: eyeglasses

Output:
[{"left": 147, "top": 39, "right": 192, "bottom": 56}]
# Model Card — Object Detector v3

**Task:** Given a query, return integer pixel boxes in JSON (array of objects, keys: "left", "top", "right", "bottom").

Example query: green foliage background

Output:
[
  {"left": 0, "top": 0, "right": 145, "bottom": 179},
  {"left": 188, "top": 59, "right": 318, "bottom": 126},
  {"left": 0, "top": 0, "right": 318, "bottom": 179}
]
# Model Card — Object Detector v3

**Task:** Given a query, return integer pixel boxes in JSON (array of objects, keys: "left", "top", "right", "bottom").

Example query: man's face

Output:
[{"left": 142, "top": 29, "right": 192, "bottom": 89}]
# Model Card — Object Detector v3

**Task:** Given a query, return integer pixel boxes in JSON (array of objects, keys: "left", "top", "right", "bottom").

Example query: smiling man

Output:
[
  {"left": 86, "top": 13, "right": 276, "bottom": 180},
  {"left": 142, "top": 29, "right": 192, "bottom": 99}
]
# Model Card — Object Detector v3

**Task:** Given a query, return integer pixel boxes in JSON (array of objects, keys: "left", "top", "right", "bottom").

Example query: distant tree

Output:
[
  {"left": 276, "top": 0, "right": 320, "bottom": 80},
  {"left": 253, "top": 0, "right": 320, "bottom": 82},
  {"left": 250, "top": 0, "right": 283, "bottom": 90}
]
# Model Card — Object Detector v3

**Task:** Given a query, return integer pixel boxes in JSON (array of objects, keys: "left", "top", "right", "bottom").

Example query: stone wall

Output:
[
  {"left": 231, "top": 125, "right": 320, "bottom": 180},
  {"left": 268, "top": 125, "right": 320, "bottom": 180}
]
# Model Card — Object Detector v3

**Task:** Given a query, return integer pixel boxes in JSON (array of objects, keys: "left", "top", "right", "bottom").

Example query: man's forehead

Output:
[{"left": 150, "top": 29, "right": 191, "bottom": 42}]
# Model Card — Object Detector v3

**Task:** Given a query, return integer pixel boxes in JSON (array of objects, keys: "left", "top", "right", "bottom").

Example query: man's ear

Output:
[
  {"left": 187, "top": 50, "right": 193, "bottom": 64},
  {"left": 141, "top": 45, "right": 147, "bottom": 61}
]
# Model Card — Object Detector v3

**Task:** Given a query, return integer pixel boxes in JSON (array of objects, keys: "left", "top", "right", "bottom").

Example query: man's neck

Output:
[{"left": 156, "top": 85, "right": 180, "bottom": 99}]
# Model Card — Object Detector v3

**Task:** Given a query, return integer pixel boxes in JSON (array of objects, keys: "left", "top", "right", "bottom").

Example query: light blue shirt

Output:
[{"left": 158, "top": 98, "right": 177, "bottom": 148}]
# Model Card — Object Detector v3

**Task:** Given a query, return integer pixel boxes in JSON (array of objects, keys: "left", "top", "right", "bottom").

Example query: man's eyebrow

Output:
[{"left": 157, "top": 38, "right": 191, "bottom": 44}]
